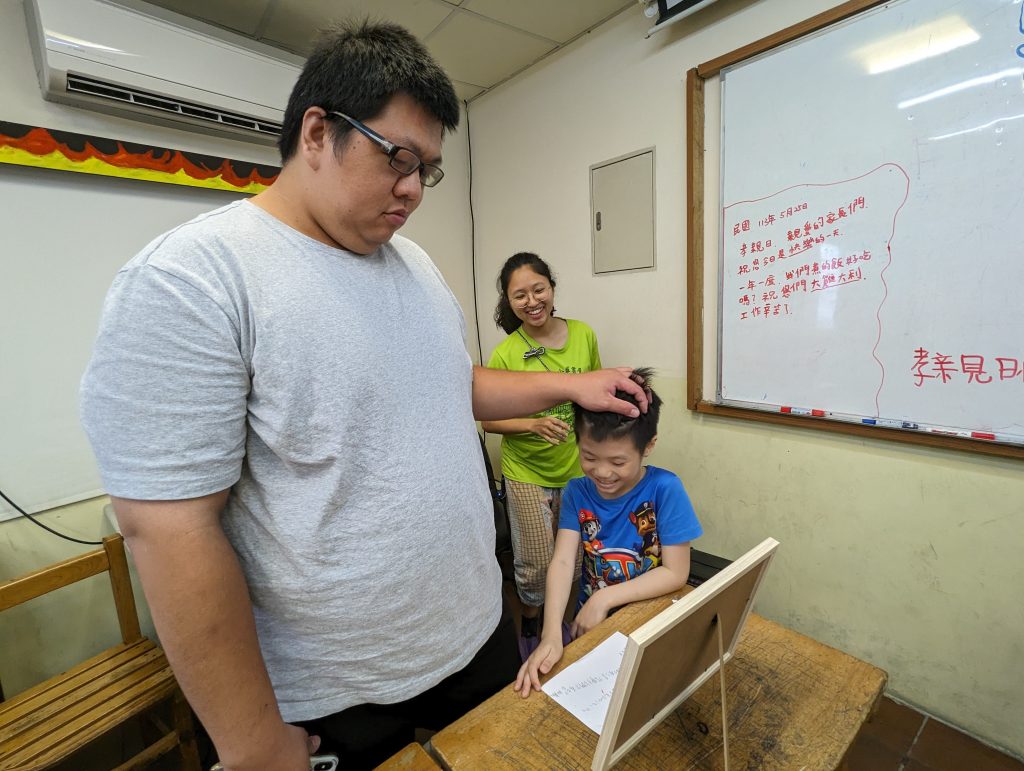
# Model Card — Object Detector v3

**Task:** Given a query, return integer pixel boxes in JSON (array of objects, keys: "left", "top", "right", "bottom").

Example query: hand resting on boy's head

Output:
[{"left": 572, "top": 367, "right": 649, "bottom": 418}]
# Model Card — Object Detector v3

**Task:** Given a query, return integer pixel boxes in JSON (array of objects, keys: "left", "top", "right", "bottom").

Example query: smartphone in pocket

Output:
[
  {"left": 309, "top": 755, "right": 339, "bottom": 771},
  {"left": 211, "top": 756, "right": 338, "bottom": 771}
]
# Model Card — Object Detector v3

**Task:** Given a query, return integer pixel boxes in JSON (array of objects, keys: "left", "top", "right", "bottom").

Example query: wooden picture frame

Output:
[{"left": 592, "top": 538, "right": 779, "bottom": 770}]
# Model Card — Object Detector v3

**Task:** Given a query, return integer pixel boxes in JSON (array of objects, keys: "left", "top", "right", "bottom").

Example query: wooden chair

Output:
[{"left": 0, "top": 533, "right": 201, "bottom": 770}]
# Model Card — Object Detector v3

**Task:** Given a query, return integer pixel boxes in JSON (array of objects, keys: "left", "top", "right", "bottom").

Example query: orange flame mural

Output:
[{"left": 0, "top": 121, "right": 278, "bottom": 193}]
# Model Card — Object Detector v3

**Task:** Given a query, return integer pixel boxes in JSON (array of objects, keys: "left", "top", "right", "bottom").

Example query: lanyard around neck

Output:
[{"left": 516, "top": 329, "right": 550, "bottom": 371}]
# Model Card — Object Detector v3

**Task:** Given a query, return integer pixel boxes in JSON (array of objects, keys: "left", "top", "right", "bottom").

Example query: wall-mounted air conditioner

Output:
[{"left": 24, "top": 0, "right": 302, "bottom": 144}]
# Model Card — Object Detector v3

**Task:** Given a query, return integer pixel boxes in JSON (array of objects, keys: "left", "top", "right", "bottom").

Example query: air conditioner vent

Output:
[{"left": 66, "top": 74, "right": 282, "bottom": 138}]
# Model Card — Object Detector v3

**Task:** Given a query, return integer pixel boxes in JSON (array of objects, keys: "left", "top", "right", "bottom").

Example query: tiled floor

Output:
[{"left": 838, "top": 696, "right": 1023, "bottom": 771}]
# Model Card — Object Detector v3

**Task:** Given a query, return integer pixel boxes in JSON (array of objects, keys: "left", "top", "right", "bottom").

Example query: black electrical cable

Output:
[
  {"left": 0, "top": 488, "right": 102, "bottom": 545},
  {"left": 465, "top": 99, "right": 484, "bottom": 365}
]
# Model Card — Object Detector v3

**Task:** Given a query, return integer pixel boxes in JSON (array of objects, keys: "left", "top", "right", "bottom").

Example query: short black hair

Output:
[
  {"left": 493, "top": 252, "right": 556, "bottom": 334},
  {"left": 574, "top": 367, "right": 662, "bottom": 452},
  {"left": 277, "top": 20, "right": 460, "bottom": 163}
]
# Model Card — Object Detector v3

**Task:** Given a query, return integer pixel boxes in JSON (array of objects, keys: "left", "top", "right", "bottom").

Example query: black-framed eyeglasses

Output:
[{"left": 327, "top": 111, "right": 444, "bottom": 188}]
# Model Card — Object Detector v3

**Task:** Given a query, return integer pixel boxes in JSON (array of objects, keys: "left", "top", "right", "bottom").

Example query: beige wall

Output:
[{"left": 468, "top": 0, "right": 1024, "bottom": 759}]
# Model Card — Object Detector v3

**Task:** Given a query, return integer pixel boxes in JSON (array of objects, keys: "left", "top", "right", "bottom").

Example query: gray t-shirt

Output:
[{"left": 81, "top": 200, "right": 501, "bottom": 721}]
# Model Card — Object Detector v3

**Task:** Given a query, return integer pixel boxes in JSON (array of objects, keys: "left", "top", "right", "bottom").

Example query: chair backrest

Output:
[{"left": 0, "top": 533, "right": 142, "bottom": 646}]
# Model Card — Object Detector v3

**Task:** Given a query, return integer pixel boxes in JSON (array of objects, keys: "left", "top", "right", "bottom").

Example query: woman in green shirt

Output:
[{"left": 482, "top": 252, "right": 602, "bottom": 655}]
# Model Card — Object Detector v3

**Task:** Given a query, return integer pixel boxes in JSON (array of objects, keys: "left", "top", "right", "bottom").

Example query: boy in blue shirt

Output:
[{"left": 514, "top": 368, "right": 702, "bottom": 697}]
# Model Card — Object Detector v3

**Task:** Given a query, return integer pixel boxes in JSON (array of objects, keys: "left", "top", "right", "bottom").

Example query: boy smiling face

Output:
[{"left": 577, "top": 432, "right": 656, "bottom": 500}]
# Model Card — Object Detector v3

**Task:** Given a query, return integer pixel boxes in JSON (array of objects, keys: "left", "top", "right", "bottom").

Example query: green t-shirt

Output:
[{"left": 486, "top": 318, "right": 602, "bottom": 487}]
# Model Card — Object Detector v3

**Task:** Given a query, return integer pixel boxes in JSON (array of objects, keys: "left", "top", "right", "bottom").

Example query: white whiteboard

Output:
[
  {"left": 0, "top": 164, "right": 243, "bottom": 520},
  {"left": 717, "top": 0, "right": 1024, "bottom": 441}
]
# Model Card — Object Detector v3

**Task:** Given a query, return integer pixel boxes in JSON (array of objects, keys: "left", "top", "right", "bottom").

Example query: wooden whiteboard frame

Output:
[
  {"left": 685, "top": 0, "right": 1024, "bottom": 461},
  {"left": 591, "top": 537, "right": 779, "bottom": 770}
]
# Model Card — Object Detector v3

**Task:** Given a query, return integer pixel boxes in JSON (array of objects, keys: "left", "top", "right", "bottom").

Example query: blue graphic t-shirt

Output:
[{"left": 559, "top": 465, "right": 702, "bottom": 604}]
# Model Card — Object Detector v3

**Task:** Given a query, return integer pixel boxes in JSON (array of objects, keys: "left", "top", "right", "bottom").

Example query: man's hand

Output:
[
  {"left": 472, "top": 365, "right": 649, "bottom": 422},
  {"left": 216, "top": 724, "right": 319, "bottom": 771},
  {"left": 571, "top": 368, "right": 649, "bottom": 418}
]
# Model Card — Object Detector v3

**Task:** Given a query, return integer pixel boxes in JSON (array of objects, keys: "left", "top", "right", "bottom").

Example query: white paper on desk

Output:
[{"left": 541, "top": 631, "right": 628, "bottom": 734}]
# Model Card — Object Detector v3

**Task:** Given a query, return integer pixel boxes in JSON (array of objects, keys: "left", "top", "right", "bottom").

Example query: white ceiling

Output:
[{"left": 133, "top": 0, "right": 636, "bottom": 102}]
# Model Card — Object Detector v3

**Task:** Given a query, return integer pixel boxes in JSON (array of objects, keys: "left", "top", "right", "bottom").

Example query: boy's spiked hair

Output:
[
  {"left": 277, "top": 19, "right": 460, "bottom": 163},
  {"left": 573, "top": 367, "right": 662, "bottom": 451}
]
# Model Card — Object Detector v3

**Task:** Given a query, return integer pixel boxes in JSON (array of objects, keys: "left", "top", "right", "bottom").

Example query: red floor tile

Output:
[
  {"left": 861, "top": 697, "right": 926, "bottom": 755},
  {"left": 844, "top": 731, "right": 905, "bottom": 770},
  {"left": 908, "top": 719, "right": 1024, "bottom": 771}
]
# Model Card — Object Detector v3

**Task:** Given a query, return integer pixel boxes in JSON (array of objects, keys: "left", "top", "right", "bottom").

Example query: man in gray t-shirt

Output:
[{"left": 82, "top": 21, "right": 645, "bottom": 771}]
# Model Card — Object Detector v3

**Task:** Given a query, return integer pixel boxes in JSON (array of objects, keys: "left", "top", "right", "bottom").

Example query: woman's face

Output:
[{"left": 506, "top": 266, "right": 554, "bottom": 329}]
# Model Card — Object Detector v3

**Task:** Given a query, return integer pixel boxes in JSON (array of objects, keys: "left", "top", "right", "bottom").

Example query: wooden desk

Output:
[
  {"left": 374, "top": 741, "right": 440, "bottom": 770},
  {"left": 432, "top": 591, "right": 886, "bottom": 769}
]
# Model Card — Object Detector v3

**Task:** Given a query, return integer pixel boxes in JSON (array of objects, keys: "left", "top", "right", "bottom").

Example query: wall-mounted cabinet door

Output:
[{"left": 590, "top": 148, "right": 655, "bottom": 275}]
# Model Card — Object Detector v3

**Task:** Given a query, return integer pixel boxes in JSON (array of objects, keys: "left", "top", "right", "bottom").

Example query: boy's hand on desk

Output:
[
  {"left": 571, "top": 593, "right": 611, "bottom": 638},
  {"left": 513, "top": 635, "right": 564, "bottom": 698}
]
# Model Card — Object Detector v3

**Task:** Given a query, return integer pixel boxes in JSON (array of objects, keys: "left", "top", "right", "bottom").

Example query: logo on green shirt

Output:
[{"left": 541, "top": 400, "right": 576, "bottom": 430}]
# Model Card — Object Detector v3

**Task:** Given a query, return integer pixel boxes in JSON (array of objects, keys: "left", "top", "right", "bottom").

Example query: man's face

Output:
[{"left": 313, "top": 93, "right": 444, "bottom": 254}]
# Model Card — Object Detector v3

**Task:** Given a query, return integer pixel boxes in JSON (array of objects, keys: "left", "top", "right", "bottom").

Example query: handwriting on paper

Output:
[{"left": 542, "top": 632, "right": 628, "bottom": 734}]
